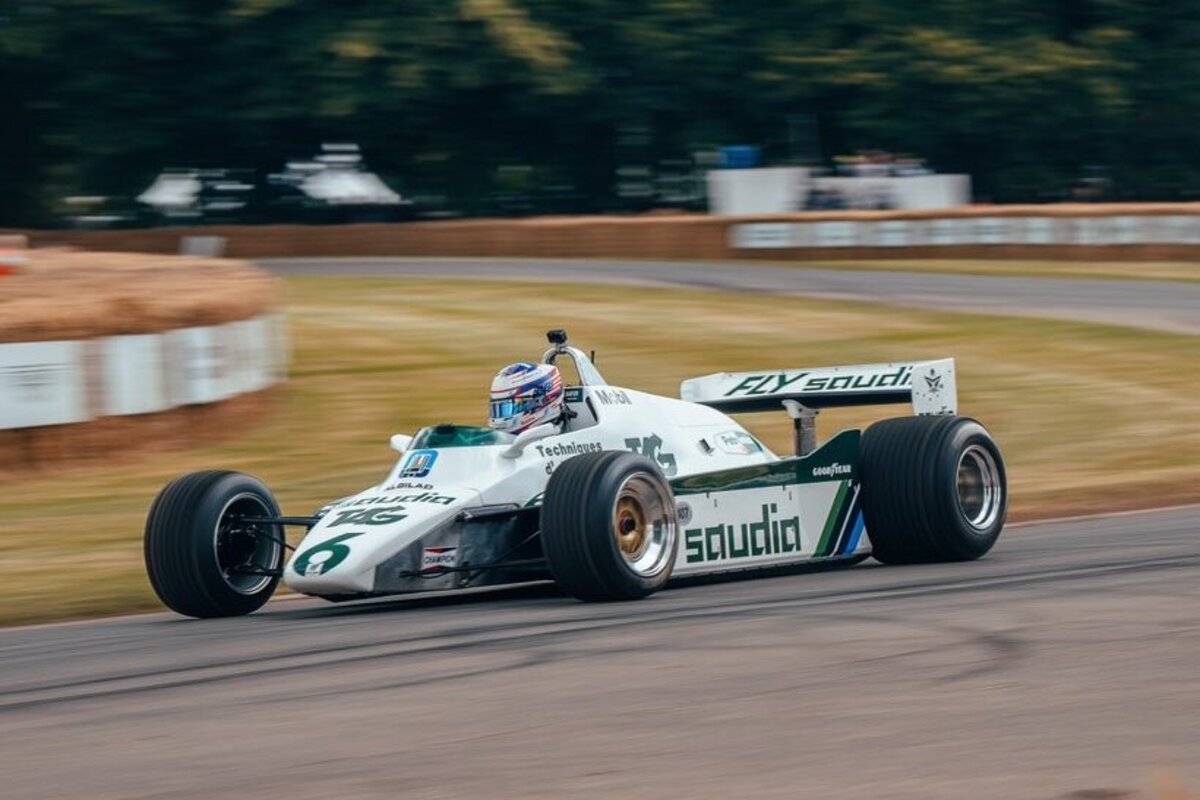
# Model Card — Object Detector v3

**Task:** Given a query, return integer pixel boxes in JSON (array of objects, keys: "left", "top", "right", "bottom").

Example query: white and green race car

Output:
[{"left": 144, "top": 330, "right": 1007, "bottom": 618}]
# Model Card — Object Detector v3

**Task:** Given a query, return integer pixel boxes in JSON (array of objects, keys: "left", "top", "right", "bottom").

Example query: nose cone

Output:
[{"left": 284, "top": 485, "right": 477, "bottom": 595}]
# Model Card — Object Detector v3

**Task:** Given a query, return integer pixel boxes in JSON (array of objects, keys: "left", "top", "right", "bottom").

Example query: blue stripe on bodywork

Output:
[{"left": 841, "top": 509, "right": 865, "bottom": 555}]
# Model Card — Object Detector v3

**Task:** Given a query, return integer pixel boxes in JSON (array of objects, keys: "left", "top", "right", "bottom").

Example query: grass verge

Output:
[{"left": 1, "top": 276, "right": 1197, "bottom": 626}]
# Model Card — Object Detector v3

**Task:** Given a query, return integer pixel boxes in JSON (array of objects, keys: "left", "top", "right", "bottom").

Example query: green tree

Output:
[{"left": 3, "top": 0, "right": 1199, "bottom": 224}]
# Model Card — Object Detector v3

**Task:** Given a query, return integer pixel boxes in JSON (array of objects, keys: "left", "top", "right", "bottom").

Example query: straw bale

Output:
[{"left": 0, "top": 249, "right": 277, "bottom": 344}]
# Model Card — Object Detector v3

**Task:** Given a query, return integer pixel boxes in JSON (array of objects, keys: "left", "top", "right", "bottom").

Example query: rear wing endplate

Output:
[{"left": 680, "top": 358, "right": 957, "bottom": 416}]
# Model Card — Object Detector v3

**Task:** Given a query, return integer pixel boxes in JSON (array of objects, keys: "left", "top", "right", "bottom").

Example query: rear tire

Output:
[
  {"left": 540, "top": 451, "right": 679, "bottom": 601},
  {"left": 144, "top": 470, "right": 285, "bottom": 618},
  {"left": 859, "top": 416, "right": 1006, "bottom": 564}
]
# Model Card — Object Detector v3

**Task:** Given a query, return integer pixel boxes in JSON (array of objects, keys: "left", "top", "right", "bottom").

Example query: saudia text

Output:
[{"left": 684, "top": 503, "right": 802, "bottom": 564}]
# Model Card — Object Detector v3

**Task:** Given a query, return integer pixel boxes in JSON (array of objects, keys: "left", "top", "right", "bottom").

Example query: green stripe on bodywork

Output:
[
  {"left": 671, "top": 429, "right": 859, "bottom": 497},
  {"left": 815, "top": 480, "right": 850, "bottom": 556}
]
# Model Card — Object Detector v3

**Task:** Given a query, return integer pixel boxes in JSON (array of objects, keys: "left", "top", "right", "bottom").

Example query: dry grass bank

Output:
[{"left": 0, "top": 275, "right": 1196, "bottom": 624}]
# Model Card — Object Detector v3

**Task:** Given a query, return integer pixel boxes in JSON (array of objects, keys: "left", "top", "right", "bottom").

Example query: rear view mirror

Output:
[
  {"left": 390, "top": 434, "right": 413, "bottom": 453},
  {"left": 501, "top": 423, "right": 557, "bottom": 459}
]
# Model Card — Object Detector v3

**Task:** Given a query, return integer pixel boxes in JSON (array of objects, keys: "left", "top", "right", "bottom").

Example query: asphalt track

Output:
[
  {"left": 260, "top": 257, "right": 1200, "bottom": 334},
  {"left": 3, "top": 507, "right": 1198, "bottom": 799},
  {"left": 5, "top": 261, "right": 1196, "bottom": 798}
]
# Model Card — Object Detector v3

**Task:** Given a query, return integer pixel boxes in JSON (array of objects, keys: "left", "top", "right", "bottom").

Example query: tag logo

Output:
[
  {"left": 625, "top": 433, "right": 678, "bottom": 476},
  {"left": 401, "top": 449, "right": 438, "bottom": 478},
  {"left": 327, "top": 506, "right": 407, "bottom": 527}
]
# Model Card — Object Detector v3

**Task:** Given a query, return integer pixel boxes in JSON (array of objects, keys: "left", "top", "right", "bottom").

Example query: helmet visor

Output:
[{"left": 490, "top": 397, "right": 539, "bottom": 420}]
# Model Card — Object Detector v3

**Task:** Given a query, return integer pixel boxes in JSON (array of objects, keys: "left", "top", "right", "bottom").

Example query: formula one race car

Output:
[{"left": 144, "top": 330, "right": 1007, "bottom": 618}]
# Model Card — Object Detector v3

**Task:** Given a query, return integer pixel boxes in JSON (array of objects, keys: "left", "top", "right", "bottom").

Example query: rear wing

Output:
[{"left": 680, "top": 358, "right": 957, "bottom": 416}]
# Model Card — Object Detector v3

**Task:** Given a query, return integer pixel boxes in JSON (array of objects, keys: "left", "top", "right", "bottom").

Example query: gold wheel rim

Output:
[
  {"left": 615, "top": 496, "right": 649, "bottom": 559},
  {"left": 610, "top": 472, "right": 678, "bottom": 577}
]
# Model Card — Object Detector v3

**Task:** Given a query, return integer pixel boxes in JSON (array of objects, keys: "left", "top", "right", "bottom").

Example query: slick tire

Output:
[
  {"left": 541, "top": 451, "right": 679, "bottom": 601},
  {"left": 144, "top": 470, "right": 285, "bottom": 618},
  {"left": 859, "top": 416, "right": 1007, "bottom": 564}
]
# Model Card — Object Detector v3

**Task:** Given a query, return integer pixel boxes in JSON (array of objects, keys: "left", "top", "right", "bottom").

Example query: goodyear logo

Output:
[{"left": 812, "top": 462, "right": 852, "bottom": 478}]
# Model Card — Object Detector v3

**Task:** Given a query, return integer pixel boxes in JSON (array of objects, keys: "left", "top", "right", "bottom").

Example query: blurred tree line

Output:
[{"left": 3, "top": 0, "right": 1200, "bottom": 224}]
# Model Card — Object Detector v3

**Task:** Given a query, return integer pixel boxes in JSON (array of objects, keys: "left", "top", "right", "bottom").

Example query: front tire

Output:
[
  {"left": 144, "top": 470, "right": 285, "bottom": 618},
  {"left": 540, "top": 452, "right": 679, "bottom": 601},
  {"left": 859, "top": 416, "right": 1007, "bottom": 564}
]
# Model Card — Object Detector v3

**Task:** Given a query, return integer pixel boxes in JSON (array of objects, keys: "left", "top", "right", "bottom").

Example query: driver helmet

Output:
[{"left": 489, "top": 362, "right": 564, "bottom": 434}]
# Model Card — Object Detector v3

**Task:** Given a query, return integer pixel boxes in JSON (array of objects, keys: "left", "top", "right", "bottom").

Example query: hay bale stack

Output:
[
  {"left": 0, "top": 250, "right": 277, "bottom": 344},
  {"left": 0, "top": 249, "right": 281, "bottom": 469}
]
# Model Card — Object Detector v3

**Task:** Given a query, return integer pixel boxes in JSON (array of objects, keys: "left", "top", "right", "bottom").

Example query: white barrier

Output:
[
  {"left": 708, "top": 171, "right": 970, "bottom": 216},
  {"left": 0, "top": 313, "right": 287, "bottom": 430},
  {"left": 730, "top": 215, "right": 1200, "bottom": 249},
  {"left": 103, "top": 335, "right": 165, "bottom": 416},
  {"left": 707, "top": 168, "right": 812, "bottom": 216},
  {"left": 0, "top": 341, "right": 88, "bottom": 428}
]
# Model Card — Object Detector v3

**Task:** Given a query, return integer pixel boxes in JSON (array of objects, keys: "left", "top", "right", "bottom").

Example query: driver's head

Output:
[{"left": 489, "top": 362, "right": 564, "bottom": 434}]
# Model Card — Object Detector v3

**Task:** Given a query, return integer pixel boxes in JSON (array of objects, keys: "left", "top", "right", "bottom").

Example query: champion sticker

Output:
[{"left": 421, "top": 546, "right": 458, "bottom": 573}]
